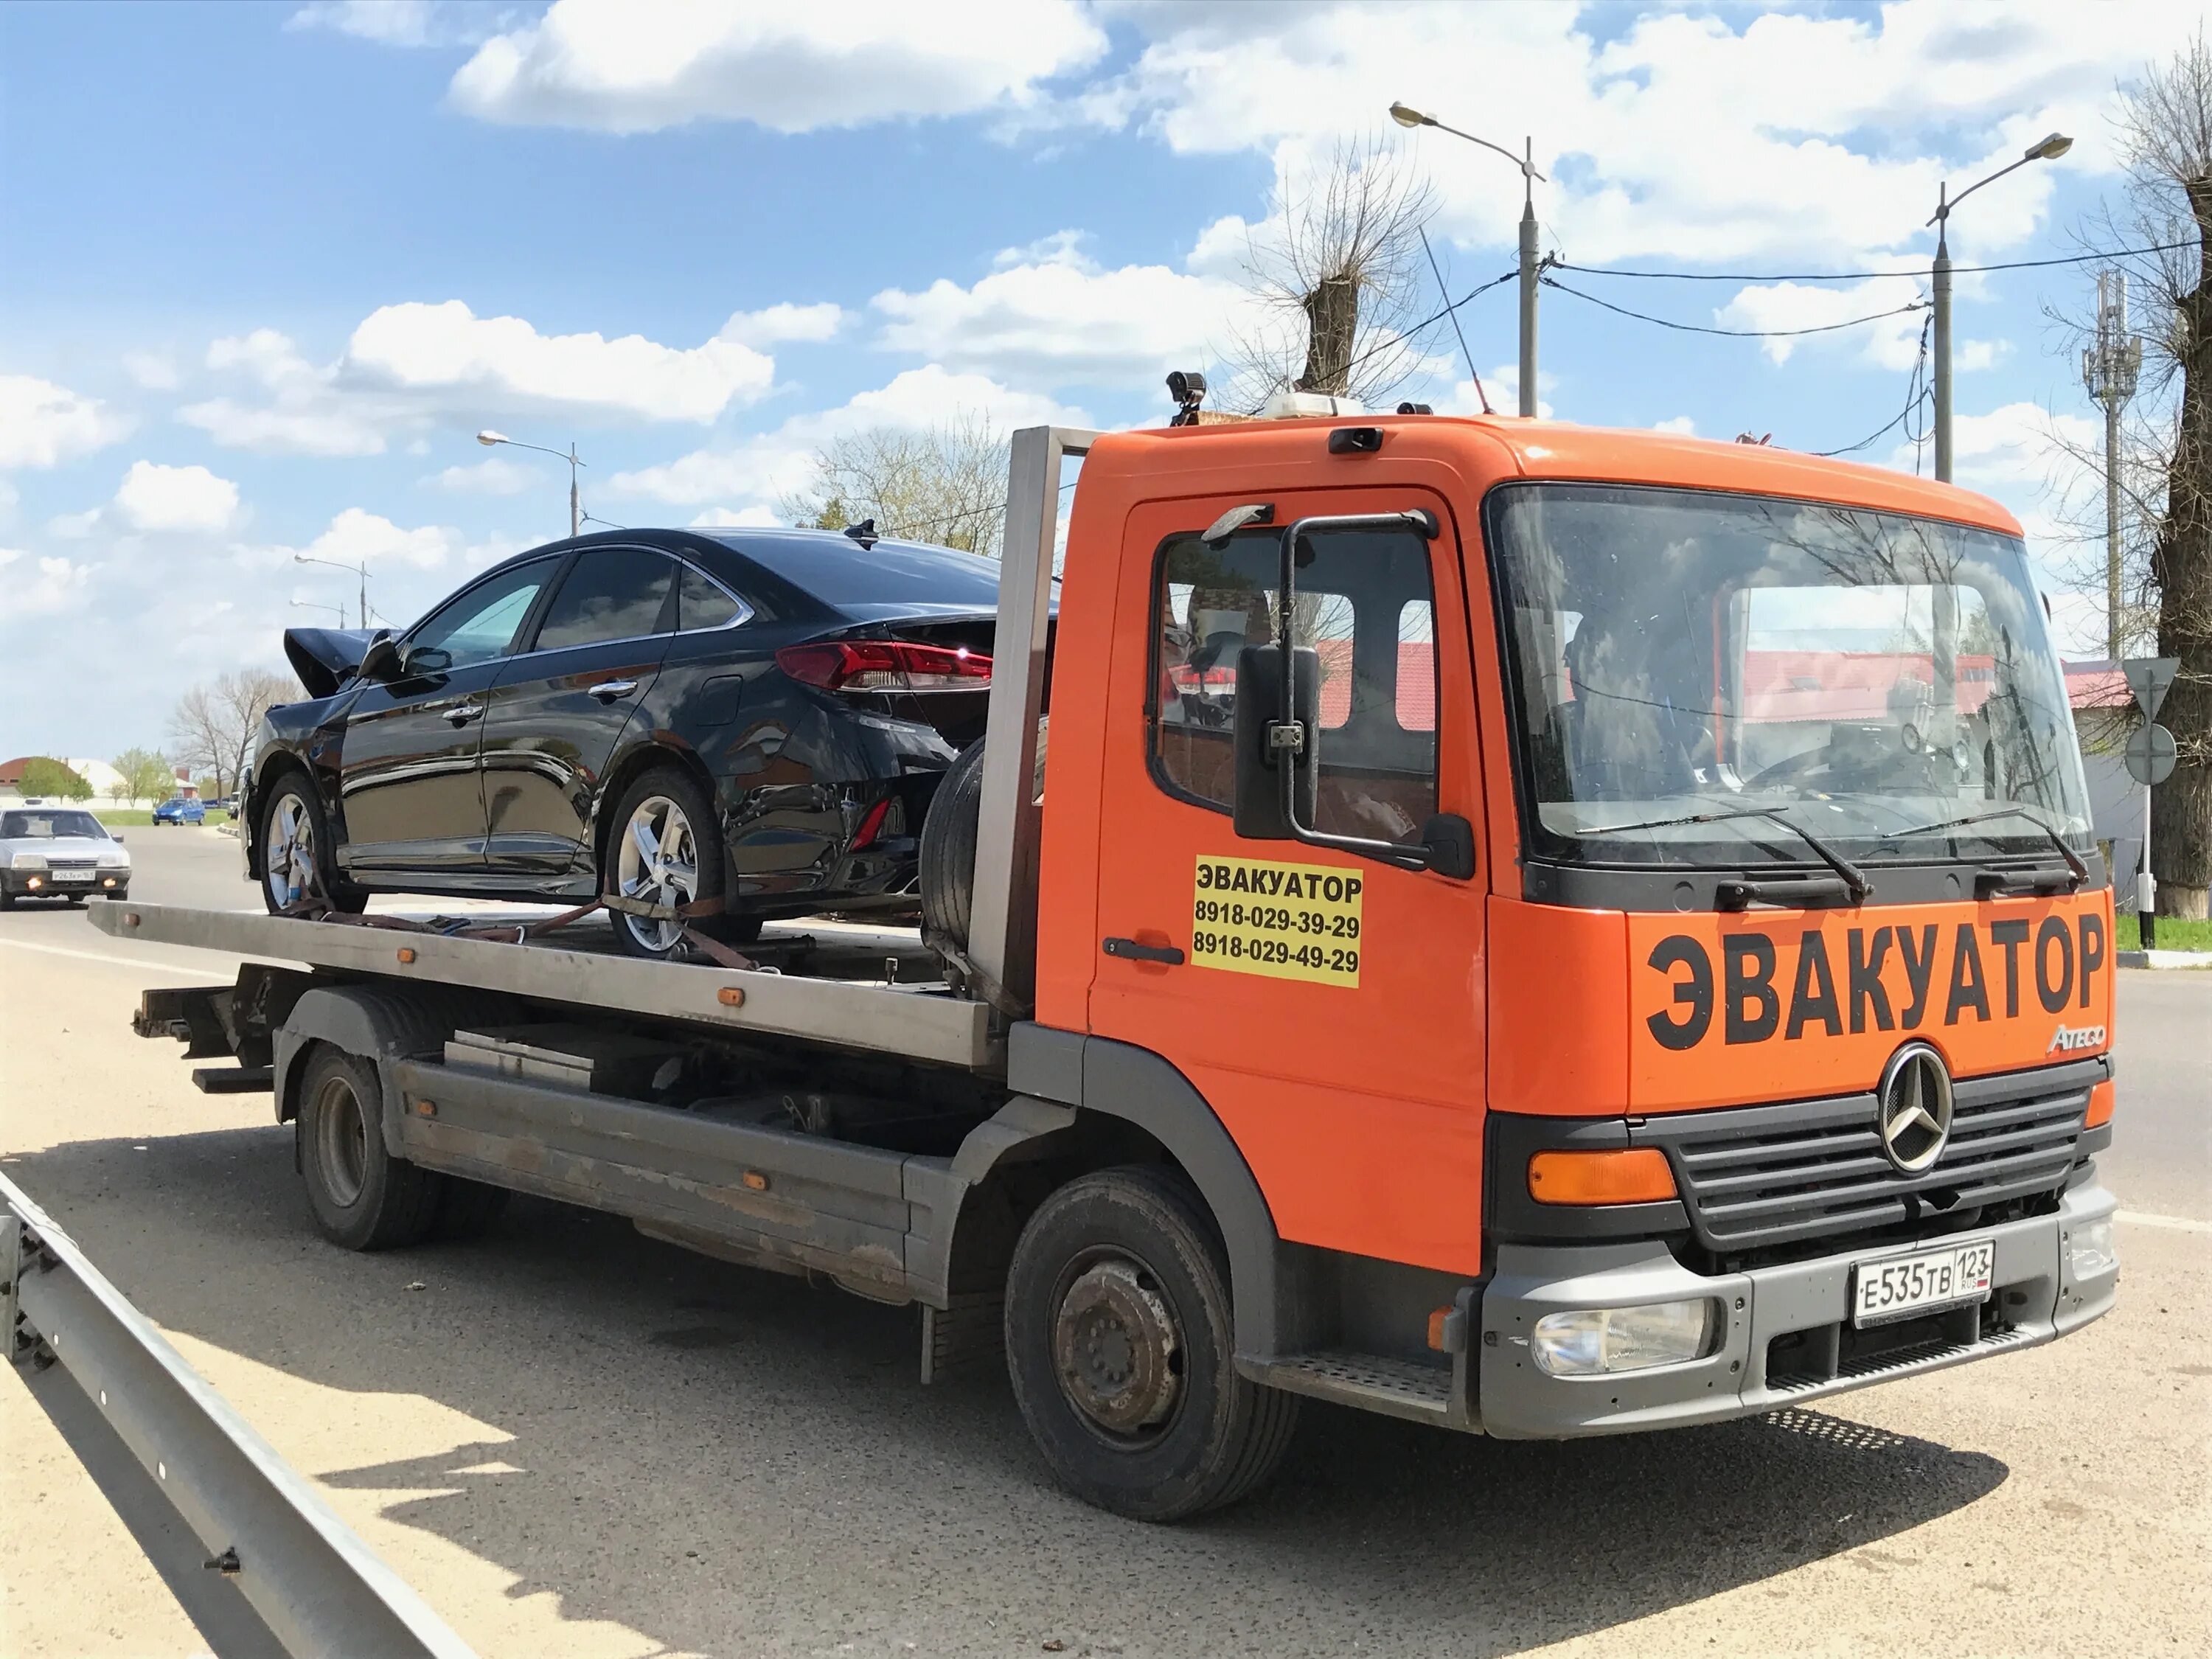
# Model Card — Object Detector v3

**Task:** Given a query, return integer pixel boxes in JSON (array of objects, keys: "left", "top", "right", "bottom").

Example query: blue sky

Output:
[{"left": 1, "top": 0, "right": 2195, "bottom": 762}]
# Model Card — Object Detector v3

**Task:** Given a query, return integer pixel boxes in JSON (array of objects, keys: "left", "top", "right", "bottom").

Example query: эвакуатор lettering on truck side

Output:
[{"left": 97, "top": 390, "right": 2118, "bottom": 1522}]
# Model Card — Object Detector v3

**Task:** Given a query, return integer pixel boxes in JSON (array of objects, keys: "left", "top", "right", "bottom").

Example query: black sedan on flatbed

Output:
[{"left": 247, "top": 526, "right": 1001, "bottom": 958}]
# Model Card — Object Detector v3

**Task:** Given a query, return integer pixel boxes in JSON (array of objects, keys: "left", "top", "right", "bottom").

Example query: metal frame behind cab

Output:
[{"left": 970, "top": 426, "right": 1098, "bottom": 1010}]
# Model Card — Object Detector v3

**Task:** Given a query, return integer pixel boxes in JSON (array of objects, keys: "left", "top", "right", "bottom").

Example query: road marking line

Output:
[
  {"left": 0, "top": 937, "right": 234, "bottom": 981},
  {"left": 2117, "top": 1210, "right": 2212, "bottom": 1234}
]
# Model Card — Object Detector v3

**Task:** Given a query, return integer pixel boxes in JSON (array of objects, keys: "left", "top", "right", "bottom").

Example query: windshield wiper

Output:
[
  {"left": 1877, "top": 804, "right": 2088, "bottom": 889},
  {"left": 1590, "top": 806, "right": 1874, "bottom": 905}
]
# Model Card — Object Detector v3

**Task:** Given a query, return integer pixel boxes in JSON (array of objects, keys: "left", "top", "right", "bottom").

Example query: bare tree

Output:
[
  {"left": 779, "top": 415, "right": 1012, "bottom": 556},
  {"left": 2045, "top": 35, "right": 2212, "bottom": 918},
  {"left": 167, "top": 669, "right": 292, "bottom": 799},
  {"left": 1218, "top": 135, "right": 1440, "bottom": 409}
]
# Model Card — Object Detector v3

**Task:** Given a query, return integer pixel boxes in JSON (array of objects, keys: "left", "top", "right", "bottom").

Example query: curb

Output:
[{"left": 2117, "top": 948, "right": 2212, "bottom": 970}]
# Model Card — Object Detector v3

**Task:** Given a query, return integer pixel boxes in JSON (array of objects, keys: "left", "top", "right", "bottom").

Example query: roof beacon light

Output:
[{"left": 1261, "top": 391, "right": 1368, "bottom": 421}]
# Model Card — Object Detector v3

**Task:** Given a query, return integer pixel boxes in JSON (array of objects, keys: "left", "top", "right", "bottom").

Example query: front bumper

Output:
[
  {"left": 3, "top": 869, "right": 128, "bottom": 897},
  {"left": 1476, "top": 1181, "right": 2117, "bottom": 1438}
]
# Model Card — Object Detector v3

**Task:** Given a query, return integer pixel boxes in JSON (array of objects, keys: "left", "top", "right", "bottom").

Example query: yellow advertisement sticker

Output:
[{"left": 1190, "top": 854, "right": 1363, "bottom": 987}]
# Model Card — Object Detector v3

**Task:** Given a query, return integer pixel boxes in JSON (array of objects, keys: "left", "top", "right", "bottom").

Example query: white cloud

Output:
[
  {"left": 1071, "top": 1, "right": 2194, "bottom": 268},
  {"left": 0, "top": 551, "right": 94, "bottom": 619},
  {"left": 610, "top": 364, "right": 1089, "bottom": 510},
  {"left": 870, "top": 237, "right": 1248, "bottom": 389},
  {"left": 448, "top": 0, "right": 1107, "bottom": 134},
  {"left": 688, "top": 506, "right": 782, "bottom": 529},
  {"left": 1652, "top": 415, "right": 1697, "bottom": 436},
  {"left": 425, "top": 456, "right": 543, "bottom": 495},
  {"left": 122, "top": 350, "right": 181, "bottom": 391},
  {"left": 288, "top": 1, "right": 437, "bottom": 47},
  {"left": 717, "top": 302, "right": 844, "bottom": 347},
  {"left": 303, "top": 507, "right": 460, "bottom": 572},
  {"left": 0, "top": 374, "right": 131, "bottom": 470},
  {"left": 111, "top": 460, "right": 241, "bottom": 534},
  {"left": 179, "top": 300, "right": 798, "bottom": 457},
  {"left": 1913, "top": 400, "right": 2098, "bottom": 495}
]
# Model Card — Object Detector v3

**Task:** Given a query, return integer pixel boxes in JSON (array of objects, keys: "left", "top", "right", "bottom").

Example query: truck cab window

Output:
[{"left": 1151, "top": 523, "right": 1439, "bottom": 841}]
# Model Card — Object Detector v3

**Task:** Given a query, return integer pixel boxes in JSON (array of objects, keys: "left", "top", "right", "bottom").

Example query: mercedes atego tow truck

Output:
[{"left": 94, "top": 403, "right": 2119, "bottom": 1520}]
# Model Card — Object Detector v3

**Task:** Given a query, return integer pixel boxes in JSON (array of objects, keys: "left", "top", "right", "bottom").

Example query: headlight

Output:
[
  {"left": 10, "top": 852, "right": 47, "bottom": 870},
  {"left": 97, "top": 852, "right": 129, "bottom": 868},
  {"left": 1532, "top": 1300, "right": 1719, "bottom": 1377},
  {"left": 2067, "top": 1218, "right": 2117, "bottom": 1280}
]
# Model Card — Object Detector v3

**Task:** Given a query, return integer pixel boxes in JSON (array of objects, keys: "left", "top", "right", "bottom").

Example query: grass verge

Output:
[{"left": 2115, "top": 913, "right": 2212, "bottom": 953}]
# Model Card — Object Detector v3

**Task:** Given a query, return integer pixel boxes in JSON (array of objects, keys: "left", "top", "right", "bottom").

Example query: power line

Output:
[
  {"left": 1814, "top": 310, "right": 1934, "bottom": 461},
  {"left": 1551, "top": 237, "right": 2197, "bottom": 285},
  {"left": 1540, "top": 274, "right": 1928, "bottom": 338}
]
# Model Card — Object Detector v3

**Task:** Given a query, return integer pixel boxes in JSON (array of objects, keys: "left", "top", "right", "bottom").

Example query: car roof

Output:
[{"left": 449, "top": 525, "right": 1002, "bottom": 627}]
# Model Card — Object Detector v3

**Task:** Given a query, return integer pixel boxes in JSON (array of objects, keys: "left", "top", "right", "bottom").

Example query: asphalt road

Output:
[{"left": 2, "top": 832, "right": 2207, "bottom": 1658}]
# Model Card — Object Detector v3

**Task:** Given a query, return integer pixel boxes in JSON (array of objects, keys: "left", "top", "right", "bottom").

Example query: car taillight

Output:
[{"left": 776, "top": 640, "right": 992, "bottom": 692}]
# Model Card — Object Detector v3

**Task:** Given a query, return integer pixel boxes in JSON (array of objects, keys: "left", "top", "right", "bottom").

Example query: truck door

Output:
[{"left": 1086, "top": 489, "right": 1491, "bottom": 1276}]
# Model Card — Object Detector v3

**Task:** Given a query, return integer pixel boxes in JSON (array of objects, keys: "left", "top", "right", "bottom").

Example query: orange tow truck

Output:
[{"left": 103, "top": 400, "right": 2118, "bottom": 1520}]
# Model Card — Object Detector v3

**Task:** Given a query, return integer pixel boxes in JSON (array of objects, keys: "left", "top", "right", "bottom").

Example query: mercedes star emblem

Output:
[{"left": 1877, "top": 1043, "right": 1955, "bottom": 1175}]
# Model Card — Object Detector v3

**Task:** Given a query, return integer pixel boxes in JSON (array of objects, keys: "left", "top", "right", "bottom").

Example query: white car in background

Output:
[{"left": 0, "top": 805, "right": 131, "bottom": 908}]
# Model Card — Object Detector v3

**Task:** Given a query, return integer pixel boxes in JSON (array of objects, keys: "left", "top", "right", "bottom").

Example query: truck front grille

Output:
[{"left": 1641, "top": 1057, "right": 2101, "bottom": 1253}]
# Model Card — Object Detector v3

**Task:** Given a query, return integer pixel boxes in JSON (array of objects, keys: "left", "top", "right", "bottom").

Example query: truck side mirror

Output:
[
  {"left": 358, "top": 635, "right": 402, "bottom": 683},
  {"left": 1231, "top": 642, "right": 1319, "bottom": 840}
]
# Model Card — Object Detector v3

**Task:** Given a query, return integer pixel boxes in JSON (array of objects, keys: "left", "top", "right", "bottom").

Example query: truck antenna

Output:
[{"left": 1419, "top": 226, "right": 1491, "bottom": 415}]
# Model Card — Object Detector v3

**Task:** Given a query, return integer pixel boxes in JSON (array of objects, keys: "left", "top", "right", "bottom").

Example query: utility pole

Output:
[
  {"left": 2083, "top": 270, "right": 2144, "bottom": 661},
  {"left": 1927, "top": 133, "right": 2073, "bottom": 482},
  {"left": 1933, "top": 199, "right": 1952, "bottom": 482},
  {"left": 1389, "top": 104, "right": 1545, "bottom": 415},
  {"left": 1517, "top": 137, "right": 1539, "bottom": 418}
]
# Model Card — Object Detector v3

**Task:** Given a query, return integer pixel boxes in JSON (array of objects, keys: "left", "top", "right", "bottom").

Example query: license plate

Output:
[
  {"left": 50, "top": 869, "right": 94, "bottom": 883},
  {"left": 1852, "top": 1239, "right": 1994, "bottom": 1328}
]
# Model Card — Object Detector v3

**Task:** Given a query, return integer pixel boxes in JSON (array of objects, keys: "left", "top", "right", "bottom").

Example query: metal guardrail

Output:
[{"left": 1, "top": 1169, "right": 479, "bottom": 1659}]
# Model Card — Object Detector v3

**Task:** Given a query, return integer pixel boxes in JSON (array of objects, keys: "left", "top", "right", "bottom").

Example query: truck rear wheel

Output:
[
  {"left": 1004, "top": 1166, "right": 1298, "bottom": 1520},
  {"left": 296, "top": 1046, "right": 443, "bottom": 1251}
]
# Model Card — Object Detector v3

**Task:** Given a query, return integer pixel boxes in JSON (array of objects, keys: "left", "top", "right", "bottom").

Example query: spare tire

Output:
[{"left": 920, "top": 719, "right": 1048, "bottom": 962}]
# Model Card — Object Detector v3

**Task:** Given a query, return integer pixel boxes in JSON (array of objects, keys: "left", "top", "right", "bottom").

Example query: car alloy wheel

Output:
[
  {"left": 265, "top": 792, "right": 318, "bottom": 909},
  {"left": 615, "top": 793, "right": 699, "bottom": 954}
]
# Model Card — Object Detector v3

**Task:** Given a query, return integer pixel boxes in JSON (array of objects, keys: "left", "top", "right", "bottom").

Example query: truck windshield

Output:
[{"left": 1484, "top": 482, "right": 2093, "bottom": 871}]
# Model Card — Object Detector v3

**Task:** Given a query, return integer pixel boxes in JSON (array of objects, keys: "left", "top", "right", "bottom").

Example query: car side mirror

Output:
[
  {"left": 404, "top": 645, "right": 452, "bottom": 676},
  {"left": 1231, "top": 642, "right": 1319, "bottom": 840},
  {"left": 359, "top": 635, "right": 403, "bottom": 682},
  {"left": 112, "top": 832, "right": 126, "bottom": 844}
]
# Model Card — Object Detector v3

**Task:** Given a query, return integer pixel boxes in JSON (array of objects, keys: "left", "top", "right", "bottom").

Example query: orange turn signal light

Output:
[
  {"left": 1528, "top": 1148, "right": 1677, "bottom": 1207},
  {"left": 2085, "top": 1079, "right": 2115, "bottom": 1129}
]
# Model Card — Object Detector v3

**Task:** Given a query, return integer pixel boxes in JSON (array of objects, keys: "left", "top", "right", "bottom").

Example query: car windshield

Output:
[
  {"left": 1485, "top": 482, "right": 2093, "bottom": 870},
  {"left": 2, "top": 810, "right": 106, "bottom": 838}
]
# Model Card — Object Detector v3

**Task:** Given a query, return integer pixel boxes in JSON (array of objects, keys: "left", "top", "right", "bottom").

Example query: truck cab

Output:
[{"left": 1011, "top": 408, "right": 2114, "bottom": 1449}]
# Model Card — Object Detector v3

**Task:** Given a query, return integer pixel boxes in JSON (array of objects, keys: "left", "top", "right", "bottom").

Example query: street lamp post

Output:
[
  {"left": 292, "top": 554, "right": 368, "bottom": 628},
  {"left": 478, "top": 430, "right": 585, "bottom": 538},
  {"left": 1928, "top": 132, "right": 2073, "bottom": 482},
  {"left": 289, "top": 598, "right": 347, "bottom": 626},
  {"left": 1391, "top": 102, "right": 1546, "bottom": 417}
]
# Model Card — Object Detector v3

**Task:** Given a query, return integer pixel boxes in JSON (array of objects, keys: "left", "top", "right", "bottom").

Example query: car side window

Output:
[
  {"left": 532, "top": 548, "right": 676, "bottom": 652},
  {"left": 405, "top": 557, "right": 558, "bottom": 672},
  {"left": 1150, "top": 523, "right": 1439, "bottom": 841},
  {"left": 677, "top": 564, "right": 748, "bottom": 630}
]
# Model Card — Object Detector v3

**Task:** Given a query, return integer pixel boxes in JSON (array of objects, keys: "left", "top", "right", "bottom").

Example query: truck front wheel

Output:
[
  {"left": 296, "top": 1046, "right": 443, "bottom": 1251},
  {"left": 1004, "top": 1166, "right": 1298, "bottom": 1520}
]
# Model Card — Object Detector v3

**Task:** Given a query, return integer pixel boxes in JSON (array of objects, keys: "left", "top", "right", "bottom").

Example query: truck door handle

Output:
[
  {"left": 590, "top": 680, "right": 639, "bottom": 703},
  {"left": 444, "top": 703, "right": 484, "bottom": 726},
  {"left": 1103, "top": 936, "right": 1185, "bottom": 965}
]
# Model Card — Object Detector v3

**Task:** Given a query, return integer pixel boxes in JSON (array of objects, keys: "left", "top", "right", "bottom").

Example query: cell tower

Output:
[{"left": 2081, "top": 271, "right": 2144, "bottom": 661}]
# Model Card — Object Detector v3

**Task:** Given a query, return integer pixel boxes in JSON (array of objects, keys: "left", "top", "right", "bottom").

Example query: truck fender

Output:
[
  {"left": 1007, "top": 1026, "right": 1287, "bottom": 1359},
  {"left": 272, "top": 984, "right": 512, "bottom": 1156}
]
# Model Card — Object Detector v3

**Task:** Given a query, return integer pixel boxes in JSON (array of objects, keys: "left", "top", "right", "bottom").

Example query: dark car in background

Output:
[{"left": 246, "top": 527, "right": 1004, "bottom": 958}]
